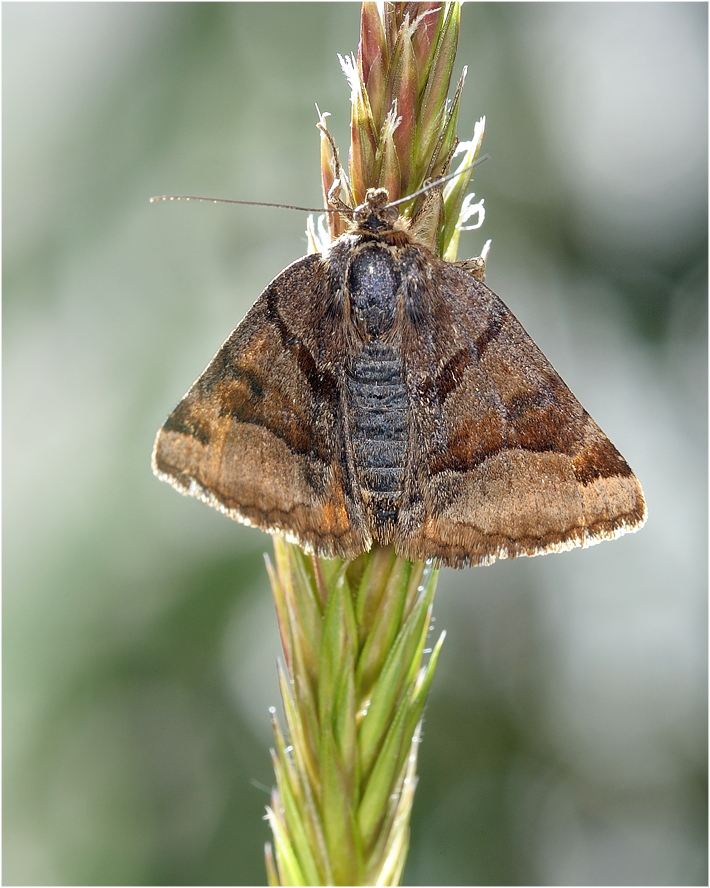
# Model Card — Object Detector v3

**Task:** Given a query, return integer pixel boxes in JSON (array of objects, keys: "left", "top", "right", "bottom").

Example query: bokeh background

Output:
[{"left": 4, "top": 3, "right": 707, "bottom": 885}]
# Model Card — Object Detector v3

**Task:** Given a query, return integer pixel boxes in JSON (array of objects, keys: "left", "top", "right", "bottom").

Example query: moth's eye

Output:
[{"left": 386, "top": 206, "right": 399, "bottom": 223}]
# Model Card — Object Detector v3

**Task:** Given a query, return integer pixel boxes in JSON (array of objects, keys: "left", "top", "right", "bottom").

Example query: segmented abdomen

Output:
[{"left": 347, "top": 341, "right": 408, "bottom": 530}]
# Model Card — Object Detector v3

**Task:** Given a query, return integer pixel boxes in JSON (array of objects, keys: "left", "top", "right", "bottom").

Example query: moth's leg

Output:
[
  {"left": 327, "top": 185, "right": 353, "bottom": 217},
  {"left": 453, "top": 239, "right": 491, "bottom": 282},
  {"left": 317, "top": 120, "right": 354, "bottom": 210},
  {"left": 408, "top": 189, "right": 444, "bottom": 252},
  {"left": 454, "top": 256, "right": 486, "bottom": 281}
]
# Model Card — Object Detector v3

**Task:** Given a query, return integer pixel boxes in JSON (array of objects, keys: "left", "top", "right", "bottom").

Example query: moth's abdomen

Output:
[{"left": 348, "top": 341, "right": 408, "bottom": 534}]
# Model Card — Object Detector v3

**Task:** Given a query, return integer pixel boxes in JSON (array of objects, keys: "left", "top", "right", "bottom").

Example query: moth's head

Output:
[
  {"left": 352, "top": 188, "right": 400, "bottom": 232},
  {"left": 348, "top": 187, "right": 440, "bottom": 251}
]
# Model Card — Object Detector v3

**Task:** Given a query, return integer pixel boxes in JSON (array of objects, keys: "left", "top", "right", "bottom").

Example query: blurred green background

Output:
[{"left": 4, "top": 3, "right": 707, "bottom": 885}]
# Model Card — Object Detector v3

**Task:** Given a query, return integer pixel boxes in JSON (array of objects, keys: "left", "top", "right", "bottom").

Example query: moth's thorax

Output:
[{"left": 347, "top": 243, "right": 401, "bottom": 338}]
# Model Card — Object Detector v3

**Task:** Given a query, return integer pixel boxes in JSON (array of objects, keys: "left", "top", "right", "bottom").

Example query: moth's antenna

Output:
[
  {"left": 149, "top": 195, "right": 340, "bottom": 214},
  {"left": 150, "top": 154, "right": 488, "bottom": 214},
  {"left": 387, "top": 154, "right": 490, "bottom": 209}
]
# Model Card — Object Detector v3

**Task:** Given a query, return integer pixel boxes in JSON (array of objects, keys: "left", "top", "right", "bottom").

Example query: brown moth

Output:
[{"left": 152, "top": 188, "right": 646, "bottom": 568}]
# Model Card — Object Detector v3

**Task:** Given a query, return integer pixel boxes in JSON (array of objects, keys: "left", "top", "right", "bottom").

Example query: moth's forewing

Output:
[
  {"left": 397, "top": 260, "right": 647, "bottom": 567},
  {"left": 152, "top": 254, "right": 370, "bottom": 559}
]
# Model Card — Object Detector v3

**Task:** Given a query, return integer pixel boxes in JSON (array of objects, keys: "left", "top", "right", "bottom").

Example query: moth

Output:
[{"left": 153, "top": 188, "right": 646, "bottom": 568}]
